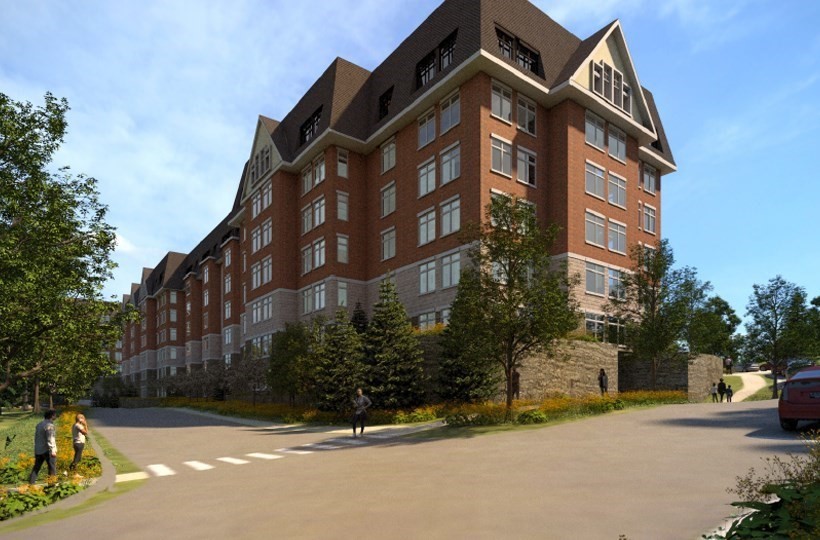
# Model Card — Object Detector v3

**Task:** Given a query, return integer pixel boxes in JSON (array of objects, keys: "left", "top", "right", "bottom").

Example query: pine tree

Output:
[
  {"left": 351, "top": 302, "right": 369, "bottom": 335},
  {"left": 365, "top": 280, "right": 427, "bottom": 409},
  {"left": 312, "top": 310, "right": 366, "bottom": 413}
]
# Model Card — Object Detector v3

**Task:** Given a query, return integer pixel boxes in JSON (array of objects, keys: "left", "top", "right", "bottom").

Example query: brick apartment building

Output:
[{"left": 119, "top": 0, "right": 675, "bottom": 396}]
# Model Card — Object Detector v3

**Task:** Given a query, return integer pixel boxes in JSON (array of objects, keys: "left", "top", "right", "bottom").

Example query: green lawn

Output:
[
  {"left": 746, "top": 376, "right": 778, "bottom": 401},
  {"left": 0, "top": 411, "right": 38, "bottom": 459}
]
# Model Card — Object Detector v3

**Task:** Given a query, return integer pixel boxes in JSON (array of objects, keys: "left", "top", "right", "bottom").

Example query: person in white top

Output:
[{"left": 70, "top": 413, "right": 89, "bottom": 470}]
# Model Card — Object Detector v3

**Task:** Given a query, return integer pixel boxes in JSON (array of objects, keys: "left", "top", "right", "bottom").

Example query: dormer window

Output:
[
  {"left": 440, "top": 31, "right": 457, "bottom": 69},
  {"left": 591, "top": 60, "right": 632, "bottom": 116},
  {"left": 496, "top": 28, "right": 539, "bottom": 75},
  {"left": 300, "top": 107, "right": 322, "bottom": 146},
  {"left": 416, "top": 52, "right": 436, "bottom": 88},
  {"left": 378, "top": 87, "right": 393, "bottom": 120}
]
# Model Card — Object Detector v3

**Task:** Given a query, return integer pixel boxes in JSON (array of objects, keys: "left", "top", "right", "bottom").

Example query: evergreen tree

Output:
[
  {"left": 269, "top": 322, "right": 311, "bottom": 406},
  {"left": 365, "top": 280, "right": 426, "bottom": 409},
  {"left": 351, "top": 302, "right": 369, "bottom": 335},
  {"left": 312, "top": 310, "right": 366, "bottom": 413}
]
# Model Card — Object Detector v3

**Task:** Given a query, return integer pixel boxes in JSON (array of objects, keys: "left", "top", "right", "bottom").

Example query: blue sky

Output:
[{"left": 2, "top": 0, "right": 818, "bottom": 328}]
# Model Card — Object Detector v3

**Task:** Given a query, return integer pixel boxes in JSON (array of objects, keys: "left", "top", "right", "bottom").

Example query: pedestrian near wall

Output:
[
  {"left": 726, "top": 385, "right": 733, "bottom": 403},
  {"left": 710, "top": 383, "right": 718, "bottom": 403},
  {"left": 29, "top": 409, "right": 57, "bottom": 484},
  {"left": 351, "top": 388, "right": 372, "bottom": 438},
  {"left": 717, "top": 378, "right": 727, "bottom": 402},
  {"left": 597, "top": 368, "right": 608, "bottom": 396},
  {"left": 70, "top": 413, "right": 89, "bottom": 470}
]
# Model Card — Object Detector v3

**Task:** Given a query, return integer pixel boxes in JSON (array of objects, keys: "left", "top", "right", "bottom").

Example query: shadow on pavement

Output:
[{"left": 88, "top": 407, "right": 253, "bottom": 429}]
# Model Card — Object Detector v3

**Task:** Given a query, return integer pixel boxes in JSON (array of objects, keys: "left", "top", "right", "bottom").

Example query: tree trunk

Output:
[
  {"left": 504, "top": 366, "right": 513, "bottom": 422},
  {"left": 49, "top": 392, "right": 54, "bottom": 410},
  {"left": 33, "top": 376, "right": 41, "bottom": 413}
]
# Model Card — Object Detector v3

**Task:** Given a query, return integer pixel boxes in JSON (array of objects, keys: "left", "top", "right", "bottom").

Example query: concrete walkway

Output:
[{"left": 732, "top": 371, "right": 771, "bottom": 401}]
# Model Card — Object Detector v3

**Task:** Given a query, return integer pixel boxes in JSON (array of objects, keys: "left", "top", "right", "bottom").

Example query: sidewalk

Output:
[{"left": 731, "top": 371, "right": 770, "bottom": 401}]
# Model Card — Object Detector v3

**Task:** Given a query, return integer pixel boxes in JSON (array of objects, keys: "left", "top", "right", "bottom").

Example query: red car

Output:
[{"left": 778, "top": 366, "right": 820, "bottom": 431}]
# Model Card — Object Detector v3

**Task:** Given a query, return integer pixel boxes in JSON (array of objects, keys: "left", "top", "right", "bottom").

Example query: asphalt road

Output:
[{"left": 2, "top": 401, "right": 814, "bottom": 540}]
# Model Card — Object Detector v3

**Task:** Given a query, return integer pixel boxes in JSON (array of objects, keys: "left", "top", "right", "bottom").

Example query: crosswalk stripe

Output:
[
  {"left": 184, "top": 461, "right": 214, "bottom": 471},
  {"left": 276, "top": 448, "right": 313, "bottom": 455},
  {"left": 115, "top": 471, "right": 150, "bottom": 482},
  {"left": 217, "top": 457, "right": 250, "bottom": 465},
  {"left": 147, "top": 464, "right": 176, "bottom": 477},
  {"left": 246, "top": 453, "right": 283, "bottom": 460}
]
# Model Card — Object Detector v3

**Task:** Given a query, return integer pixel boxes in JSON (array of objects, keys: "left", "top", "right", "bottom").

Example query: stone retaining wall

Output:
[
  {"left": 618, "top": 353, "right": 723, "bottom": 401},
  {"left": 519, "top": 340, "right": 620, "bottom": 399}
]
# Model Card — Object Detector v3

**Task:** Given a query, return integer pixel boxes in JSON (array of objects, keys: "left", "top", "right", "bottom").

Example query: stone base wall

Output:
[
  {"left": 618, "top": 353, "right": 723, "bottom": 401},
  {"left": 519, "top": 340, "right": 620, "bottom": 399}
]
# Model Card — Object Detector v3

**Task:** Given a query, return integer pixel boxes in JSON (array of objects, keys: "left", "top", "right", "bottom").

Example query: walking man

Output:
[
  {"left": 29, "top": 409, "right": 57, "bottom": 484},
  {"left": 351, "top": 388, "right": 372, "bottom": 438},
  {"left": 717, "top": 378, "right": 727, "bottom": 403}
]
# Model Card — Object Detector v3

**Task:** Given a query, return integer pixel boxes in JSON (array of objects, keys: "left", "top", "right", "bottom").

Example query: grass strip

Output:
[{"left": 89, "top": 430, "right": 141, "bottom": 475}]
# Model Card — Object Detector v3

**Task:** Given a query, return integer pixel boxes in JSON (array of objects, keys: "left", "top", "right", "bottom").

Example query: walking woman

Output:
[
  {"left": 70, "top": 413, "right": 89, "bottom": 470},
  {"left": 351, "top": 388, "right": 372, "bottom": 438},
  {"left": 598, "top": 368, "right": 608, "bottom": 395}
]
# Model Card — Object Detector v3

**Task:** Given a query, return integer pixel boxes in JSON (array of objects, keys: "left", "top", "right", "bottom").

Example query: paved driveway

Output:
[{"left": 2, "top": 401, "right": 814, "bottom": 539}]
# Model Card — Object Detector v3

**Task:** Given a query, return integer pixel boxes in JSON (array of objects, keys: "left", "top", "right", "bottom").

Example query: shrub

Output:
[
  {"left": 516, "top": 409, "right": 548, "bottom": 424},
  {"left": 444, "top": 403, "right": 508, "bottom": 426}
]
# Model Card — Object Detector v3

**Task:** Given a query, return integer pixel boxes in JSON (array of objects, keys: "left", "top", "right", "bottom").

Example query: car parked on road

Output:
[
  {"left": 746, "top": 363, "right": 760, "bottom": 372},
  {"left": 778, "top": 366, "right": 820, "bottom": 431}
]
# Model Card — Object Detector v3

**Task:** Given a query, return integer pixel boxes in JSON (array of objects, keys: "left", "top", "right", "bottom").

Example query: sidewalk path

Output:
[{"left": 732, "top": 371, "right": 770, "bottom": 401}]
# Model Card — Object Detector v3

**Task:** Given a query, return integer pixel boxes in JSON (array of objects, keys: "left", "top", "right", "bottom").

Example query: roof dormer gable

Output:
[{"left": 241, "top": 116, "right": 282, "bottom": 202}]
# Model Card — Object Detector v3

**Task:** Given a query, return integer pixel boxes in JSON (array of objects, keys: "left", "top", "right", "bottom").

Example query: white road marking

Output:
[
  {"left": 217, "top": 457, "right": 250, "bottom": 465},
  {"left": 246, "top": 453, "right": 283, "bottom": 460},
  {"left": 147, "top": 464, "right": 176, "bottom": 477},
  {"left": 115, "top": 471, "right": 150, "bottom": 483},
  {"left": 184, "top": 461, "right": 215, "bottom": 471},
  {"left": 276, "top": 448, "right": 313, "bottom": 455}
]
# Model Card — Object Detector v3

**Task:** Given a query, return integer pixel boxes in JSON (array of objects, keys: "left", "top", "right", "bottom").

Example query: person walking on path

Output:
[
  {"left": 351, "top": 388, "right": 372, "bottom": 438},
  {"left": 710, "top": 383, "right": 718, "bottom": 403},
  {"left": 70, "top": 413, "right": 89, "bottom": 470},
  {"left": 717, "top": 378, "right": 727, "bottom": 403},
  {"left": 726, "top": 385, "right": 734, "bottom": 403},
  {"left": 29, "top": 409, "right": 57, "bottom": 484},
  {"left": 598, "top": 368, "right": 608, "bottom": 396}
]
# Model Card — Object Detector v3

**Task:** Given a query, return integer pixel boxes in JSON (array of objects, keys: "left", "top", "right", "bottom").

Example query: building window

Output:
[
  {"left": 313, "top": 196, "right": 326, "bottom": 228},
  {"left": 338, "top": 282, "right": 348, "bottom": 307},
  {"left": 608, "top": 221, "right": 627, "bottom": 254},
  {"left": 418, "top": 159, "right": 436, "bottom": 197},
  {"left": 337, "top": 191, "right": 349, "bottom": 221},
  {"left": 609, "top": 126, "right": 626, "bottom": 162},
  {"left": 440, "top": 92, "right": 460, "bottom": 134},
  {"left": 585, "top": 111, "right": 605, "bottom": 150},
  {"left": 585, "top": 162, "right": 605, "bottom": 199},
  {"left": 496, "top": 28, "right": 538, "bottom": 73},
  {"left": 418, "top": 209, "right": 436, "bottom": 246},
  {"left": 225, "top": 301, "right": 231, "bottom": 320},
  {"left": 608, "top": 269, "right": 624, "bottom": 299},
  {"left": 224, "top": 275, "right": 231, "bottom": 295},
  {"left": 608, "top": 174, "right": 627, "bottom": 208},
  {"left": 301, "top": 246, "right": 312, "bottom": 275},
  {"left": 517, "top": 43, "right": 538, "bottom": 72},
  {"left": 418, "top": 110, "right": 436, "bottom": 148},
  {"left": 381, "top": 140, "right": 396, "bottom": 173},
  {"left": 203, "top": 289, "right": 209, "bottom": 306},
  {"left": 252, "top": 261, "right": 262, "bottom": 288},
  {"left": 419, "top": 261, "right": 436, "bottom": 294},
  {"left": 381, "top": 228, "right": 396, "bottom": 261},
  {"left": 378, "top": 87, "right": 393, "bottom": 120},
  {"left": 381, "top": 182, "right": 396, "bottom": 217},
  {"left": 251, "top": 191, "right": 262, "bottom": 218},
  {"left": 262, "top": 182, "right": 272, "bottom": 209},
  {"left": 442, "top": 252, "right": 460, "bottom": 288},
  {"left": 441, "top": 144, "right": 460, "bottom": 185},
  {"left": 491, "top": 136, "right": 512, "bottom": 176},
  {"left": 313, "top": 283, "right": 326, "bottom": 311},
  {"left": 643, "top": 164, "right": 657, "bottom": 194},
  {"left": 586, "top": 262, "right": 605, "bottom": 295},
  {"left": 170, "top": 291, "right": 178, "bottom": 303},
  {"left": 517, "top": 97, "right": 536, "bottom": 135},
  {"left": 516, "top": 147, "right": 536, "bottom": 186},
  {"left": 337, "top": 235, "right": 349, "bottom": 264},
  {"left": 224, "top": 328, "right": 232, "bottom": 345},
  {"left": 441, "top": 197, "right": 461, "bottom": 236},
  {"left": 299, "top": 107, "right": 322, "bottom": 145},
  {"left": 170, "top": 328, "right": 177, "bottom": 341},
  {"left": 585, "top": 312, "right": 605, "bottom": 340},
  {"left": 261, "top": 257, "right": 272, "bottom": 285},
  {"left": 313, "top": 156, "right": 326, "bottom": 186},
  {"left": 491, "top": 82, "right": 512, "bottom": 122},
  {"left": 251, "top": 226, "right": 262, "bottom": 253},
  {"left": 203, "top": 312, "right": 208, "bottom": 329},
  {"left": 203, "top": 267, "right": 209, "bottom": 284},
  {"left": 337, "top": 149, "right": 348, "bottom": 178},
  {"left": 497, "top": 29, "right": 514, "bottom": 59},
  {"left": 301, "top": 165, "right": 313, "bottom": 196},
  {"left": 591, "top": 60, "right": 632, "bottom": 115},
  {"left": 418, "top": 311, "right": 436, "bottom": 330},
  {"left": 313, "top": 238, "right": 326, "bottom": 268},
  {"left": 644, "top": 204, "right": 656, "bottom": 234},
  {"left": 440, "top": 31, "right": 456, "bottom": 69},
  {"left": 170, "top": 309, "right": 177, "bottom": 322},
  {"left": 301, "top": 205, "right": 313, "bottom": 234},
  {"left": 585, "top": 211, "right": 606, "bottom": 247},
  {"left": 301, "top": 289, "right": 313, "bottom": 315},
  {"left": 416, "top": 51, "right": 436, "bottom": 88}
]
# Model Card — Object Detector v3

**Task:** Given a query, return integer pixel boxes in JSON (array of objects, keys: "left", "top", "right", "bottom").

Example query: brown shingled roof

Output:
[{"left": 642, "top": 88, "right": 676, "bottom": 166}]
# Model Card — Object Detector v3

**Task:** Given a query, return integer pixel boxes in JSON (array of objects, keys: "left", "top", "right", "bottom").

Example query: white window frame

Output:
[
  {"left": 440, "top": 143, "right": 460, "bottom": 185},
  {"left": 313, "top": 155, "right": 326, "bottom": 186},
  {"left": 517, "top": 95, "right": 536, "bottom": 135},
  {"left": 338, "top": 281, "right": 348, "bottom": 307},
  {"left": 418, "top": 158, "right": 436, "bottom": 198},
  {"left": 337, "top": 191, "right": 349, "bottom": 221},
  {"left": 585, "top": 111, "right": 605, "bottom": 150},
  {"left": 491, "top": 135, "right": 512, "bottom": 177},
  {"left": 381, "top": 227, "right": 396, "bottom": 261},
  {"left": 419, "top": 261, "right": 436, "bottom": 295},
  {"left": 224, "top": 275, "right": 231, "bottom": 294},
  {"left": 261, "top": 218, "right": 272, "bottom": 247},
  {"left": 337, "top": 234, "right": 349, "bottom": 264},
  {"left": 418, "top": 208, "right": 436, "bottom": 246},
  {"left": 251, "top": 226, "right": 262, "bottom": 253},
  {"left": 301, "top": 165, "right": 313, "bottom": 196},
  {"left": 313, "top": 238, "right": 326, "bottom": 268},
  {"left": 440, "top": 196, "right": 460, "bottom": 236},
  {"left": 418, "top": 311, "right": 436, "bottom": 330},
  {"left": 381, "top": 182, "right": 396, "bottom": 217},
  {"left": 608, "top": 172, "right": 627, "bottom": 209},
  {"left": 313, "top": 196, "right": 326, "bottom": 228},
  {"left": 491, "top": 81, "right": 512, "bottom": 123},
  {"left": 261, "top": 256, "right": 272, "bottom": 285},
  {"left": 441, "top": 252, "right": 460, "bottom": 288},
  {"left": 585, "top": 210, "right": 606, "bottom": 248},
  {"left": 585, "top": 261, "right": 606, "bottom": 296},
  {"left": 643, "top": 163, "right": 657, "bottom": 195},
  {"left": 585, "top": 161, "right": 606, "bottom": 199},
  {"left": 516, "top": 146, "right": 536, "bottom": 187},
  {"left": 608, "top": 126, "right": 626, "bottom": 162},
  {"left": 301, "top": 205, "right": 313, "bottom": 235},
  {"left": 644, "top": 204, "right": 657, "bottom": 234},
  {"left": 262, "top": 182, "right": 272, "bottom": 210},
  {"left": 301, "top": 246, "right": 312, "bottom": 275},
  {"left": 224, "top": 301, "right": 231, "bottom": 320},
  {"left": 337, "top": 148, "right": 348, "bottom": 178},
  {"left": 418, "top": 109, "right": 436, "bottom": 149},
  {"left": 381, "top": 139, "right": 396, "bottom": 174},
  {"left": 608, "top": 219, "right": 627, "bottom": 254},
  {"left": 440, "top": 91, "right": 460, "bottom": 134}
]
